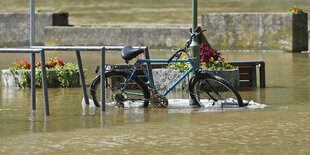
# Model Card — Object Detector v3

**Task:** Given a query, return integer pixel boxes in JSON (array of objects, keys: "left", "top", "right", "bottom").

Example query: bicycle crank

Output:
[
  {"left": 150, "top": 94, "right": 168, "bottom": 108},
  {"left": 112, "top": 90, "right": 126, "bottom": 107}
]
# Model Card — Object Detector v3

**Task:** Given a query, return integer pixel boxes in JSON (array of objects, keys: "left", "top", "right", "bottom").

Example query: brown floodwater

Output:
[
  {"left": 1, "top": 0, "right": 310, "bottom": 154},
  {"left": 1, "top": 50, "right": 310, "bottom": 154}
]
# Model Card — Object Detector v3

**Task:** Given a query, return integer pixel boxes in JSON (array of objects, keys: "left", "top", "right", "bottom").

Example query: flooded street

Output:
[
  {"left": 1, "top": 50, "right": 310, "bottom": 154},
  {"left": 1, "top": 0, "right": 310, "bottom": 154}
]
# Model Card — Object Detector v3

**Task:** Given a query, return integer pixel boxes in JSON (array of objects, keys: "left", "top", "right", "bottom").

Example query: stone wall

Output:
[
  {"left": 44, "top": 27, "right": 189, "bottom": 48},
  {"left": 1, "top": 12, "right": 308, "bottom": 51},
  {"left": 0, "top": 12, "right": 68, "bottom": 47},
  {"left": 201, "top": 13, "right": 308, "bottom": 52}
]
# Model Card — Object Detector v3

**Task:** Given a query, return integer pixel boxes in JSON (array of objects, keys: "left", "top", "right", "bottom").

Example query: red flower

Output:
[
  {"left": 12, "top": 57, "right": 67, "bottom": 69},
  {"left": 200, "top": 43, "right": 222, "bottom": 63},
  {"left": 56, "top": 59, "right": 65, "bottom": 66},
  {"left": 35, "top": 60, "right": 41, "bottom": 67},
  {"left": 22, "top": 60, "right": 31, "bottom": 69}
]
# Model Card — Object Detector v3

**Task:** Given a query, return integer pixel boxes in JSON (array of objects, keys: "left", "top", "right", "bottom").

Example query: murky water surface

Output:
[{"left": 1, "top": 50, "right": 310, "bottom": 154}]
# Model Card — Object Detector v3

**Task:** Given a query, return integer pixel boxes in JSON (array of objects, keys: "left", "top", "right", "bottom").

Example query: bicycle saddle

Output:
[{"left": 121, "top": 46, "right": 144, "bottom": 63}]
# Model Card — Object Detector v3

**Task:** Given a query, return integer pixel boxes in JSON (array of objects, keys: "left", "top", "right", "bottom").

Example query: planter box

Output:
[
  {"left": 1, "top": 69, "right": 80, "bottom": 88},
  {"left": 152, "top": 69, "right": 239, "bottom": 92}
]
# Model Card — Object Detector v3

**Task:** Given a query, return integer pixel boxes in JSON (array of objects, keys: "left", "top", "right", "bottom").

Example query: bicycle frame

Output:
[{"left": 121, "top": 58, "right": 198, "bottom": 102}]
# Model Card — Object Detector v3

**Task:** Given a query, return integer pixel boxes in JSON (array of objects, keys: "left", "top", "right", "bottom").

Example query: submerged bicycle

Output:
[{"left": 90, "top": 28, "right": 244, "bottom": 108}]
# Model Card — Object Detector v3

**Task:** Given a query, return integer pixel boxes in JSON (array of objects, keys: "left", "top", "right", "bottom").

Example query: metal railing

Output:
[
  {"left": 0, "top": 48, "right": 48, "bottom": 114},
  {"left": 31, "top": 45, "right": 152, "bottom": 115},
  {"left": 0, "top": 46, "right": 151, "bottom": 116},
  {"left": 31, "top": 46, "right": 106, "bottom": 113}
]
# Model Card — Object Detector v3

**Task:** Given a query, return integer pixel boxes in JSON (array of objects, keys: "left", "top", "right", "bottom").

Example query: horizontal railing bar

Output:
[
  {"left": 31, "top": 46, "right": 105, "bottom": 51},
  {"left": 0, "top": 48, "right": 42, "bottom": 53},
  {"left": 105, "top": 46, "right": 147, "bottom": 50},
  {"left": 31, "top": 46, "right": 147, "bottom": 51}
]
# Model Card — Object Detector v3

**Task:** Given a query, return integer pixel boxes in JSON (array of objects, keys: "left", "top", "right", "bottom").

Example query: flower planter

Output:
[
  {"left": 152, "top": 69, "right": 239, "bottom": 92},
  {"left": 1, "top": 69, "right": 80, "bottom": 88}
]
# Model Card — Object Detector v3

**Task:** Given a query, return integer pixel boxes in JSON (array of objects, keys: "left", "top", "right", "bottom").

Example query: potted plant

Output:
[
  {"left": 2, "top": 57, "right": 80, "bottom": 88},
  {"left": 288, "top": 7, "right": 305, "bottom": 14},
  {"left": 152, "top": 43, "right": 239, "bottom": 91}
]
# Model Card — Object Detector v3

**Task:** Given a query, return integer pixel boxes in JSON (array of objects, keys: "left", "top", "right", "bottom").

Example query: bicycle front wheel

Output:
[
  {"left": 189, "top": 74, "right": 244, "bottom": 108},
  {"left": 90, "top": 71, "right": 150, "bottom": 107}
]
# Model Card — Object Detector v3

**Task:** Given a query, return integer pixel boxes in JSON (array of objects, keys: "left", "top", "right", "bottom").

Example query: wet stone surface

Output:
[{"left": 152, "top": 68, "right": 239, "bottom": 91}]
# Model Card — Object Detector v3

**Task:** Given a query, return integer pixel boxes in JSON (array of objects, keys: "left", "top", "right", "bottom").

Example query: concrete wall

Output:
[
  {"left": 202, "top": 13, "right": 308, "bottom": 52},
  {"left": 44, "top": 27, "right": 189, "bottom": 48},
  {"left": 1, "top": 12, "right": 308, "bottom": 51},
  {"left": 0, "top": 12, "right": 68, "bottom": 47}
]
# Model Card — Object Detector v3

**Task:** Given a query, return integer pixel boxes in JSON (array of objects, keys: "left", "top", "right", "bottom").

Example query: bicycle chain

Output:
[{"left": 150, "top": 94, "right": 168, "bottom": 108}]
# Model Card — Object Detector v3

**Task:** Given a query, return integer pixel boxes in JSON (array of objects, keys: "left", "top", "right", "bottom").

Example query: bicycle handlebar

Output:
[
  {"left": 167, "top": 28, "right": 206, "bottom": 64},
  {"left": 167, "top": 52, "right": 176, "bottom": 63},
  {"left": 167, "top": 48, "right": 184, "bottom": 63}
]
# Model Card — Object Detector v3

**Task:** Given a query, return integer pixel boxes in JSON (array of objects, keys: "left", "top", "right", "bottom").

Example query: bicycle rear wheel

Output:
[
  {"left": 90, "top": 71, "right": 150, "bottom": 107},
  {"left": 189, "top": 74, "right": 244, "bottom": 108}
]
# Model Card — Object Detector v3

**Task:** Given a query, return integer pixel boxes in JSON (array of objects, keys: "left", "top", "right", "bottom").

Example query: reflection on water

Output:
[
  {"left": 81, "top": 98, "right": 268, "bottom": 116},
  {"left": 1, "top": 50, "right": 310, "bottom": 154}
]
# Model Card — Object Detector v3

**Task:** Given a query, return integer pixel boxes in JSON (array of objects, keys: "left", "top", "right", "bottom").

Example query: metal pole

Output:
[
  {"left": 30, "top": 0, "right": 35, "bottom": 46},
  {"left": 189, "top": 0, "right": 200, "bottom": 105},
  {"left": 144, "top": 47, "right": 154, "bottom": 82},
  {"left": 75, "top": 50, "right": 90, "bottom": 105},
  {"left": 192, "top": 0, "right": 198, "bottom": 31},
  {"left": 30, "top": 53, "right": 36, "bottom": 110},
  {"left": 100, "top": 47, "right": 106, "bottom": 111},
  {"left": 190, "top": 0, "right": 200, "bottom": 67},
  {"left": 40, "top": 49, "right": 50, "bottom": 116},
  {"left": 30, "top": 0, "right": 36, "bottom": 110}
]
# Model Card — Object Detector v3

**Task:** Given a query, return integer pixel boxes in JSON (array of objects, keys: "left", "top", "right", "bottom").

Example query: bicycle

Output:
[{"left": 90, "top": 28, "right": 244, "bottom": 108}]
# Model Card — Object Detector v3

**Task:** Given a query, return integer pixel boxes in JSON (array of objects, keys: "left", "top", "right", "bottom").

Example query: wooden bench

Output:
[
  {"left": 229, "top": 61, "right": 265, "bottom": 88},
  {"left": 107, "top": 60, "right": 265, "bottom": 88}
]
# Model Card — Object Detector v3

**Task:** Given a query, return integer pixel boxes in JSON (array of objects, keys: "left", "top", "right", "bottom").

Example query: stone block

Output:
[
  {"left": 152, "top": 69, "right": 239, "bottom": 92},
  {"left": 201, "top": 13, "right": 308, "bottom": 52},
  {"left": 44, "top": 27, "right": 189, "bottom": 48},
  {"left": 0, "top": 12, "right": 69, "bottom": 47}
]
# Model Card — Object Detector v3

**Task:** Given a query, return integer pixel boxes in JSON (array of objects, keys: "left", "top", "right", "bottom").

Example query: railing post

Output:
[
  {"left": 100, "top": 47, "right": 106, "bottom": 111},
  {"left": 30, "top": 53, "right": 36, "bottom": 110},
  {"left": 75, "top": 50, "right": 89, "bottom": 105},
  {"left": 144, "top": 47, "right": 154, "bottom": 82},
  {"left": 40, "top": 49, "right": 50, "bottom": 116},
  {"left": 30, "top": 0, "right": 36, "bottom": 110}
]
